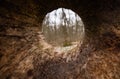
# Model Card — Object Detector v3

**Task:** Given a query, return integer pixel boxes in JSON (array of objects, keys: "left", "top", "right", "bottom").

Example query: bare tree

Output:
[{"left": 42, "top": 8, "right": 84, "bottom": 46}]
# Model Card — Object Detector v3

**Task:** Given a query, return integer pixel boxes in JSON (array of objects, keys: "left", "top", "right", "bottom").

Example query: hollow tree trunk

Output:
[{"left": 0, "top": 0, "right": 120, "bottom": 79}]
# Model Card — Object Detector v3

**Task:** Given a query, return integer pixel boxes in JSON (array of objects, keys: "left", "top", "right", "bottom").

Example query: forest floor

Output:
[
  {"left": 40, "top": 34, "right": 79, "bottom": 54},
  {"left": 53, "top": 44, "right": 78, "bottom": 54}
]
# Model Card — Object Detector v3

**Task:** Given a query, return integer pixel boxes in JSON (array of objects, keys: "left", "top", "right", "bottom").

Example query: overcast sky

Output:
[{"left": 43, "top": 8, "right": 83, "bottom": 27}]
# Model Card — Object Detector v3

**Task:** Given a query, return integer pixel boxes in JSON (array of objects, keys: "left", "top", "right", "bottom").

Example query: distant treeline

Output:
[{"left": 42, "top": 8, "right": 84, "bottom": 46}]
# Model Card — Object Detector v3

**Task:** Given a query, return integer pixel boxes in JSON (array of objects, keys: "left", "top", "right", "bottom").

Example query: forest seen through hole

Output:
[{"left": 42, "top": 8, "right": 85, "bottom": 53}]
